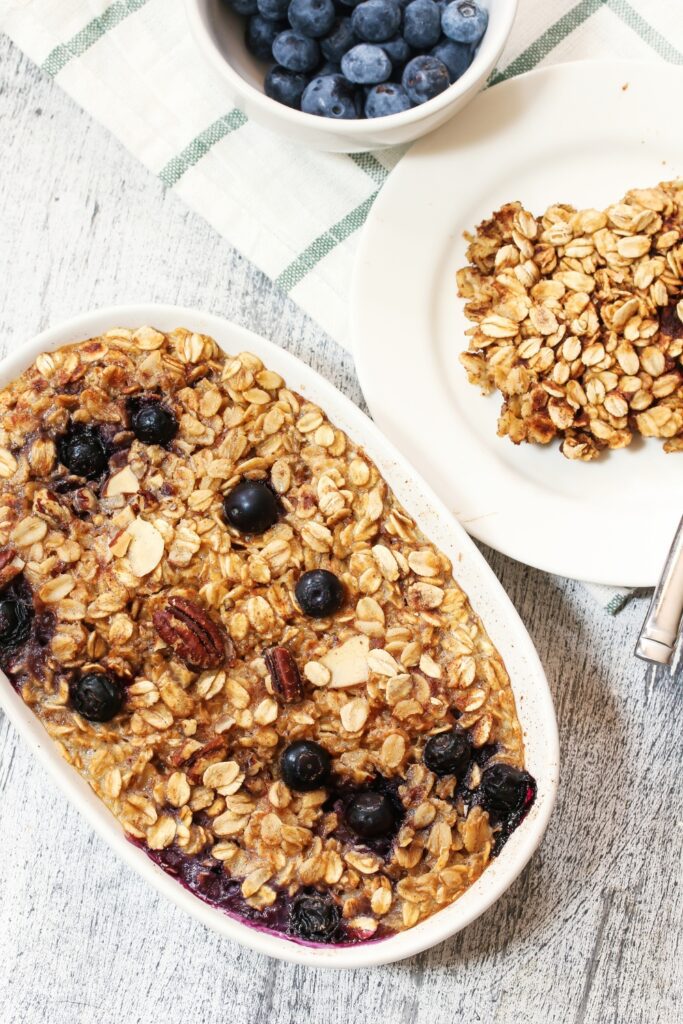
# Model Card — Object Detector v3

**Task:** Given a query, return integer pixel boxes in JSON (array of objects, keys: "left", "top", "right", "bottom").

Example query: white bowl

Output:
[
  {"left": 0, "top": 304, "right": 558, "bottom": 967},
  {"left": 184, "top": 0, "right": 518, "bottom": 152}
]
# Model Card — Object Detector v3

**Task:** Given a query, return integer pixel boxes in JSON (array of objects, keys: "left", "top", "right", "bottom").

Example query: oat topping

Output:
[
  {"left": 456, "top": 180, "right": 683, "bottom": 460},
  {"left": 0, "top": 327, "right": 532, "bottom": 944}
]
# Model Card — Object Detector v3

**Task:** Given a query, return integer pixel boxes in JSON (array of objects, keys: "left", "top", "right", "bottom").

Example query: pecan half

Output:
[
  {"left": 264, "top": 646, "right": 304, "bottom": 704},
  {"left": 153, "top": 597, "right": 234, "bottom": 670}
]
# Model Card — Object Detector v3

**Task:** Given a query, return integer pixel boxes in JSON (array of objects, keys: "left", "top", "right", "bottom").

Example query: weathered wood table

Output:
[{"left": 0, "top": 36, "right": 680, "bottom": 1024}]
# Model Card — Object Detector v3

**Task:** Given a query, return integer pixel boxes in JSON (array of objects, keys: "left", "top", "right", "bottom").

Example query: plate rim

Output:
[
  {"left": 0, "top": 303, "right": 558, "bottom": 968},
  {"left": 351, "top": 58, "right": 683, "bottom": 588}
]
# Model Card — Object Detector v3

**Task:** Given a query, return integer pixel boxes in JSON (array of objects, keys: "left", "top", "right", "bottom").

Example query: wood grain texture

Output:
[{"left": 0, "top": 35, "right": 681, "bottom": 1024}]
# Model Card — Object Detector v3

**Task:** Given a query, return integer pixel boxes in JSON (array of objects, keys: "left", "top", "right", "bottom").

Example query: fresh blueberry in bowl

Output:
[
  {"left": 346, "top": 790, "right": 397, "bottom": 838},
  {"left": 402, "top": 53, "right": 450, "bottom": 103},
  {"left": 265, "top": 64, "right": 309, "bottom": 108},
  {"left": 281, "top": 739, "right": 332, "bottom": 791},
  {"left": 59, "top": 427, "right": 108, "bottom": 479},
  {"left": 320, "top": 17, "right": 357, "bottom": 62},
  {"left": 403, "top": 0, "right": 442, "bottom": 48},
  {"left": 301, "top": 74, "right": 361, "bottom": 117},
  {"left": 295, "top": 569, "right": 345, "bottom": 617},
  {"left": 380, "top": 33, "right": 413, "bottom": 71},
  {"left": 341, "top": 42, "right": 392, "bottom": 84},
  {"left": 288, "top": 0, "right": 336, "bottom": 37},
  {"left": 351, "top": 0, "right": 402, "bottom": 43},
  {"left": 131, "top": 400, "right": 178, "bottom": 446},
  {"left": 423, "top": 726, "right": 471, "bottom": 777},
  {"left": 245, "top": 15, "right": 286, "bottom": 60},
  {"left": 365, "top": 81, "right": 411, "bottom": 117},
  {"left": 441, "top": 0, "right": 488, "bottom": 44},
  {"left": 289, "top": 891, "right": 341, "bottom": 942},
  {"left": 223, "top": 480, "right": 280, "bottom": 535},
  {"left": 430, "top": 37, "right": 472, "bottom": 81},
  {"left": 69, "top": 672, "right": 124, "bottom": 723},
  {"left": 256, "top": 0, "right": 289, "bottom": 19},
  {"left": 272, "top": 29, "right": 321, "bottom": 72},
  {"left": 226, "top": 0, "right": 259, "bottom": 14}
]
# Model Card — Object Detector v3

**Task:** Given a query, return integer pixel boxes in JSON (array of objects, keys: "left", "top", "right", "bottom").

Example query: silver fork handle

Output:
[{"left": 636, "top": 515, "right": 683, "bottom": 665}]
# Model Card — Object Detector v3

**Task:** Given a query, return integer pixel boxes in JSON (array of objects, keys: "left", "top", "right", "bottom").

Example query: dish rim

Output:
[{"left": 0, "top": 304, "right": 559, "bottom": 968}]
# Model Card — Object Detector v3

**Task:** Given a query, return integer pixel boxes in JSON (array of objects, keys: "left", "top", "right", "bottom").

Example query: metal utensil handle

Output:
[{"left": 636, "top": 515, "right": 683, "bottom": 664}]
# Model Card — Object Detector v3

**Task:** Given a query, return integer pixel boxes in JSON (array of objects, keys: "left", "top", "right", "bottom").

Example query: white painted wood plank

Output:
[{"left": 0, "top": 35, "right": 680, "bottom": 1024}]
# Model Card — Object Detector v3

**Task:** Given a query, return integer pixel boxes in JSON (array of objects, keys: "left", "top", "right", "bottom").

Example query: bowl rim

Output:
[
  {"left": 0, "top": 303, "right": 558, "bottom": 968},
  {"left": 183, "top": 0, "right": 519, "bottom": 136}
]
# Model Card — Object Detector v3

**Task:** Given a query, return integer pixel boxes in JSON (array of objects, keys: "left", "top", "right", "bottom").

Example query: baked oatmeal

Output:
[
  {"left": 457, "top": 180, "right": 683, "bottom": 460},
  {"left": 0, "top": 327, "right": 534, "bottom": 945}
]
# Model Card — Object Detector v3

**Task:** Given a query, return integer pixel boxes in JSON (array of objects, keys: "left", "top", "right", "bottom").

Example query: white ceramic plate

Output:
[
  {"left": 352, "top": 61, "right": 683, "bottom": 588},
  {"left": 0, "top": 305, "right": 557, "bottom": 967}
]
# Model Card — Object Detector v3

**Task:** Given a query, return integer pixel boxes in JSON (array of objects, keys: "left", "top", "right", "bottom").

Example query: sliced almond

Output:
[
  {"left": 322, "top": 635, "right": 370, "bottom": 689},
  {"left": 103, "top": 466, "right": 140, "bottom": 498},
  {"left": 126, "top": 517, "right": 164, "bottom": 576}
]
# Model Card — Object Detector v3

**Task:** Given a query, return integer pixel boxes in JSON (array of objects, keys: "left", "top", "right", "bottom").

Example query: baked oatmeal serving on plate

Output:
[{"left": 0, "top": 325, "right": 536, "bottom": 947}]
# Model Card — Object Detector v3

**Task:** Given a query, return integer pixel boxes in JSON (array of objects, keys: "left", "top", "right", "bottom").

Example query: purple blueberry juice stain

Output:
[
  {"left": 133, "top": 840, "right": 390, "bottom": 947},
  {"left": 0, "top": 572, "right": 54, "bottom": 689}
]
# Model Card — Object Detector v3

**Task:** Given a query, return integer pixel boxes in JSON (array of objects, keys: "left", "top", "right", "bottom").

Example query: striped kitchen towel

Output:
[{"left": 3, "top": 0, "right": 680, "bottom": 613}]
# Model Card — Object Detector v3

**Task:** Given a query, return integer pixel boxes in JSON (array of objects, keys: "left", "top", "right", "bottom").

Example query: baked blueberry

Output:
[
  {"left": 70, "top": 672, "right": 124, "bottom": 722},
  {"left": 245, "top": 15, "right": 286, "bottom": 60},
  {"left": 0, "top": 598, "right": 32, "bottom": 650},
  {"left": 423, "top": 727, "right": 471, "bottom": 777},
  {"left": 346, "top": 790, "right": 396, "bottom": 838},
  {"left": 365, "top": 81, "right": 411, "bottom": 117},
  {"left": 289, "top": 892, "right": 341, "bottom": 942},
  {"left": 341, "top": 42, "right": 392, "bottom": 84},
  {"left": 402, "top": 54, "right": 450, "bottom": 103},
  {"left": 131, "top": 401, "right": 178, "bottom": 446},
  {"left": 59, "top": 428, "right": 107, "bottom": 479},
  {"left": 403, "top": 0, "right": 442, "bottom": 48},
  {"left": 265, "top": 65, "right": 309, "bottom": 108},
  {"left": 479, "top": 763, "right": 533, "bottom": 818},
  {"left": 223, "top": 480, "right": 279, "bottom": 535},
  {"left": 281, "top": 740, "right": 331, "bottom": 791},
  {"left": 301, "top": 74, "right": 361, "bottom": 118},
  {"left": 295, "top": 569, "right": 345, "bottom": 617},
  {"left": 288, "top": 0, "right": 336, "bottom": 38},
  {"left": 441, "top": 0, "right": 488, "bottom": 44},
  {"left": 272, "top": 29, "right": 321, "bottom": 72},
  {"left": 351, "top": 0, "right": 401, "bottom": 43}
]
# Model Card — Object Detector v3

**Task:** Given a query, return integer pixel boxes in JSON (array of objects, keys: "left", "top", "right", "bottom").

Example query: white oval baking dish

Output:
[{"left": 0, "top": 305, "right": 559, "bottom": 968}]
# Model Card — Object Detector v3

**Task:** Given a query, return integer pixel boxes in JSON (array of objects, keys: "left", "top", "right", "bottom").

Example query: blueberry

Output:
[
  {"left": 301, "top": 74, "right": 360, "bottom": 118},
  {"left": 288, "top": 0, "right": 336, "bottom": 37},
  {"left": 479, "top": 763, "right": 534, "bottom": 818},
  {"left": 403, "top": 0, "right": 441, "bottom": 47},
  {"left": 289, "top": 892, "right": 341, "bottom": 942},
  {"left": 0, "top": 599, "right": 32, "bottom": 650},
  {"left": 131, "top": 401, "right": 178, "bottom": 446},
  {"left": 280, "top": 740, "right": 331, "bottom": 791},
  {"left": 70, "top": 672, "right": 124, "bottom": 722},
  {"left": 223, "top": 480, "right": 279, "bottom": 534},
  {"left": 365, "top": 81, "right": 411, "bottom": 117},
  {"left": 226, "top": 0, "right": 258, "bottom": 15},
  {"left": 295, "top": 569, "right": 345, "bottom": 617},
  {"left": 272, "top": 29, "right": 320, "bottom": 71},
  {"left": 402, "top": 54, "right": 449, "bottom": 103},
  {"left": 351, "top": 0, "right": 401, "bottom": 42},
  {"left": 341, "top": 42, "right": 391, "bottom": 84},
  {"left": 245, "top": 15, "right": 285, "bottom": 59},
  {"left": 430, "top": 37, "right": 472, "bottom": 81},
  {"left": 264, "top": 64, "right": 309, "bottom": 108},
  {"left": 423, "top": 727, "right": 471, "bottom": 777},
  {"left": 336, "top": 0, "right": 365, "bottom": 7},
  {"left": 320, "top": 16, "right": 357, "bottom": 61},
  {"left": 317, "top": 60, "right": 341, "bottom": 75},
  {"left": 256, "top": 0, "right": 289, "bottom": 18},
  {"left": 441, "top": 0, "right": 488, "bottom": 44},
  {"left": 59, "top": 428, "right": 107, "bottom": 479},
  {"left": 346, "top": 791, "right": 396, "bottom": 838},
  {"left": 380, "top": 34, "right": 412, "bottom": 71}
]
